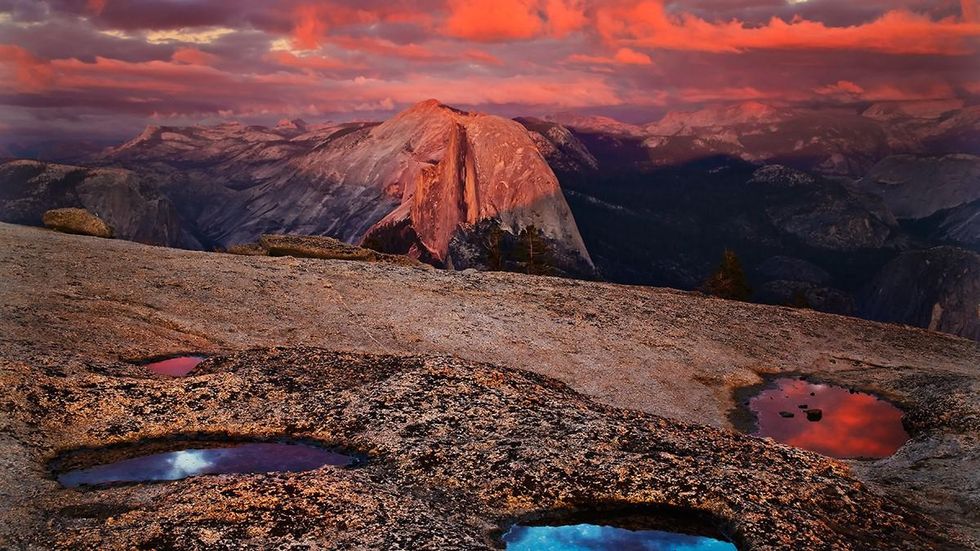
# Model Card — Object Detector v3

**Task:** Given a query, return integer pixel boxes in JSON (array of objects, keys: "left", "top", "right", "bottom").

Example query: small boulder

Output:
[
  {"left": 261, "top": 234, "right": 379, "bottom": 262},
  {"left": 228, "top": 234, "right": 424, "bottom": 267},
  {"left": 42, "top": 208, "right": 113, "bottom": 238},
  {"left": 225, "top": 243, "right": 267, "bottom": 256},
  {"left": 779, "top": 411, "right": 795, "bottom": 418},
  {"left": 805, "top": 409, "right": 823, "bottom": 422}
]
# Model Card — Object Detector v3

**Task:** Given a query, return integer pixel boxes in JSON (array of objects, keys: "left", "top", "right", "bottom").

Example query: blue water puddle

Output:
[
  {"left": 57, "top": 442, "right": 354, "bottom": 487},
  {"left": 503, "top": 523, "right": 737, "bottom": 551}
]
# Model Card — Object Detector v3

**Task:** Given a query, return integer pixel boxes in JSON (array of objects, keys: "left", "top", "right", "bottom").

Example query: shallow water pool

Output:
[
  {"left": 502, "top": 523, "right": 736, "bottom": 551},
  {"left": 57, "top": 442, "right": 353, "bottom": 487},
  {"left": 142, "top": 355, "right": 206, "bottom": 377},
  {"left": 747, "top": 377, "right": 908, "bottom": 459}
]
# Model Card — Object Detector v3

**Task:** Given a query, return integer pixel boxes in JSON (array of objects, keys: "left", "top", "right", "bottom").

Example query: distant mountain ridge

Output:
[{"left": 543, "top": 100, "right": 978, "bottom": 178}]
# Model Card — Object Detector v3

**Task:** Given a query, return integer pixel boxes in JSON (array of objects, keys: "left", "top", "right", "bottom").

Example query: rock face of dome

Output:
[
  {"left": 90, "top": 99, "right": 593, "bottom": 276},
  {"left": 361, "top": 100, "right": 594, "bottom": 276}
]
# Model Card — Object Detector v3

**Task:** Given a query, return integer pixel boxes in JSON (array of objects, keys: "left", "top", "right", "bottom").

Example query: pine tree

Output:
[
  {"left": 702, "top": 249, "right": 751, "bottom": 301},
  {"left": 483, "top": 223, "right": 504, "bottom": 271},
  {"left": 517, "top": 225, "right": 552, "bottom": 276}
]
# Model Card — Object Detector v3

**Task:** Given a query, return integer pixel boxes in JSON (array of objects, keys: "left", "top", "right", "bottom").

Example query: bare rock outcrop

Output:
[
  {"left": 857, "top": 154, "right": 980, "bottom": 219},
  {"left": 2, "top": 222, "right": 979, "bottom": 545},
  {"left": 748, "top": 165, "right": 899, "bottom": 251},
  {"left": 227, "top": 234, "right": 424, "bottom": 267},
  {"left": 41, "top": 208, "right": 113, "bottom": 238},
  {"left": 361, "top": 100, "right": 594, "bottom": 276},
  {"left": 862, "top": 246, "right": 980, "bottom": 340}
]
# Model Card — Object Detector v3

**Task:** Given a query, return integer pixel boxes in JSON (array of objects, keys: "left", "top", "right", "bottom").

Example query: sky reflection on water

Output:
[
  {"left": 58, "top": 443, "right": 352, "bottom": 487},
  {"left": 749, "top": 378, "right": 909, "bottom": 459},
  {"left": 143, "top": 356, "right": 206, "bottom": 377},
  {"left": 503, "top": 523, "right": 736, "bottom": 551}
]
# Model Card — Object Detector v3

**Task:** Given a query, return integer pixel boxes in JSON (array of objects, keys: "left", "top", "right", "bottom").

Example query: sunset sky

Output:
[{"left": 1, "top": 0, "right": 979, "bottom": 148}]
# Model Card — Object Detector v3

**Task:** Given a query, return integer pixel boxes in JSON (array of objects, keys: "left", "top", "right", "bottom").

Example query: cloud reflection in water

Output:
[
  {"left": 749, "top": 378, "right": 909, "bottom": 458},
  {"left": 58, "top": 443, "right": 352, "bottom": 487}
]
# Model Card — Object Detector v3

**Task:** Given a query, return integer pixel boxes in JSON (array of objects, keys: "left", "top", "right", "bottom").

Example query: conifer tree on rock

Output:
[{"left": 703, "top": 249, "right": 752, "bottom": 301}]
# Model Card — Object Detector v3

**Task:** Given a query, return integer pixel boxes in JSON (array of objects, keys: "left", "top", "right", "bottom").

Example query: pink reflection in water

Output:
[
  {"left": 749, "top": 378, "right": 909, "bottom": 459},
  {"left": 144, "top": 356, "right": 206, "bottom": 377}
]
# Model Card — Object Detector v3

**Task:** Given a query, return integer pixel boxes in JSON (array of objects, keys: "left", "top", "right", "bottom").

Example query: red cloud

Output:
[
  {"left": 289, "top": 2, "right": 429, "bottom": 51},
  {"left": 614, "top": 47, "right": 652, "bottom": 65},
  {"left": 444, "top": 0, "right": 588, "bottom": 41},
  {"left": 673, "top": 86, "right": 772, "bottom": 104},
  {"left": 292, "top": 4, "right": 331, "bottom": 50},
  {"left": 814, "top": 79, "right": 959, "bottom": 102},
  {"left": 464, "top": 50, "right": 503, "bottom": 65},
  {"left": 596, "top": 0, "right": 980, "bottom": 55},
  {"left": 267, "top": 51, "right": 354, "bottom": 71},
  {"left": 963, "top": 0, "right": 979, "bottom": 22},
  {"left": 86, "top": 0, "right": 107, "bottom": 14},
  {"left": 545, "top": 0, "right": 588, "bottom": 37},
  {"left": 568, "top": 47, "right": 653, "bottom": 66},
  {"left": 343, "top": 73, "right": 622, "bottom": 107},
  {"left": 171, "top": 48, "right": 218, "bottom": 66},
  {"left": 326, "top": 36, "right": 445, "bottom": 61},
  {"left": 445, "top": 0, "right": 543, "bottom": 41},
  {"left": 0, "top": 45, "right": 54, "bottom": 92}
]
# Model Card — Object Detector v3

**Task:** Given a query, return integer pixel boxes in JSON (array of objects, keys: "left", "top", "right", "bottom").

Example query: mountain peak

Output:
[
  {"left": 397, "top": 99, "right": 471, "bottom": 119},
  {"left": 275, "top": 118, "right": 308, "bottom": 130},
  {"left": 862, "top": 99, "right": 965, "bottom": 121},
  {"left": 405, "top": 98, "right": 449, "bottom": 113},
  {"left": 542, "top": 112, "right": 644, "bottom": 136},
  {"left": 415, "top": 98, "right": 444, "bottom": 109}
]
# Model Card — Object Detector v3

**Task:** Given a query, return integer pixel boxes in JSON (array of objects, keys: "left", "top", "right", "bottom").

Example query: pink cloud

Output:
[
  {"left": 963, "top": 0, "right": 979, "bottom": 22},
  {"left": 567, "top": 47, "right": 653, "bottom": 66},
  {"left": 815, "top": 79, "right": 958, "bottom": 102},
  {"left": 171, "top": 48, "right": 219, "bottom": 66},
  {"left": 545, "top": 0, "right": 588, "bottom": 37},
  {"left": 86, "top": 0, "right": 107, "bottom": 14},
  {"left": 292, "top": 4, "right": 332, "bottom": 50},
  {"left": 445, "top": 0, "right": 543, "bottom": 41},
  {"left": 267, "top": 51, "right": 355, "bottom": 71},
  {"left": 0, "top": 45, "right": 55, "bottom": 92},
  {"left": 614, "top": 47, "right": 653, "bottom": 65},
  {"left": 596, "top": 1, "right": 980, "bottom": 55}
]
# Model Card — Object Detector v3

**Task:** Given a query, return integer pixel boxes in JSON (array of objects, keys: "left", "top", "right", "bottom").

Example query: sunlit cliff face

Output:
[{"left": 0, "top": 0, "right": 978, "bottom": 147}]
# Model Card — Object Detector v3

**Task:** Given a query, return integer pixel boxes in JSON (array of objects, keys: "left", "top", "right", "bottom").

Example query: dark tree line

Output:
[{"left": 483, "top": 223, "right": 553, "bottom": 276}]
